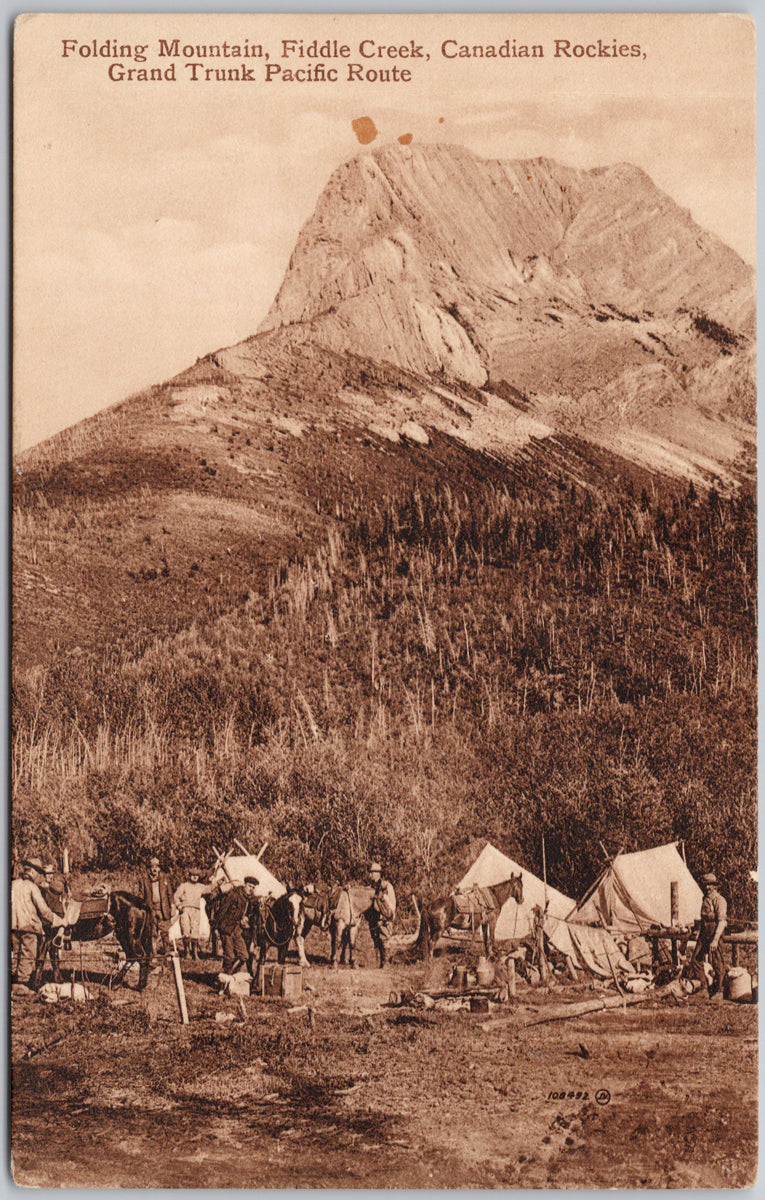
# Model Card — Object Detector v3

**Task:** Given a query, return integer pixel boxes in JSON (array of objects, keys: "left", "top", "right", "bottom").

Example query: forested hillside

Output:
[{"left": 13, "top": 470, "right": 756, "bottom": 918}]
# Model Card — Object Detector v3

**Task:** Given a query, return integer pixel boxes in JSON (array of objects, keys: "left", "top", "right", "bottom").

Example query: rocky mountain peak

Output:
[{"left": 259, "top": 142, "right": 753, "bottom": 396}]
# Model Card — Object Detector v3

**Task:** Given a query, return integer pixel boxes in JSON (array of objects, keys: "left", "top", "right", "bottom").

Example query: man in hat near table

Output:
[
  {"left": 137, "top": 856, "right": 176, "bottom": 956},
  {"left": 689, "top": 872, "right": 727, "bottom": 998},
  {"left": 11, "top": 857, "right": 66, "bottom": 992},
  {"left": 367, "top": 861, "right": 396, "bottom": 968}
]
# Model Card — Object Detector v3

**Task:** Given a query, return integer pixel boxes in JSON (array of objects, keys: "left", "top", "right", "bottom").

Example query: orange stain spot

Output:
[
  {"left": 352, "top": 117, "right": 378, "bottom": 145},
  {"left": 398, "top": 133, "right": 413, "bottom": 145},
  {"left": 438, "top": 117, "right": 445, "bottom": 124}
]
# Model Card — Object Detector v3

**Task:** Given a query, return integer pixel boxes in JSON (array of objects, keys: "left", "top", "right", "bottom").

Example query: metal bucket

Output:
[
  {"left": 453, "top": 966, "right": 468, "bottom": 992},
  {"left": 476, "top": 957, "right": 495, "bottom": 987}
]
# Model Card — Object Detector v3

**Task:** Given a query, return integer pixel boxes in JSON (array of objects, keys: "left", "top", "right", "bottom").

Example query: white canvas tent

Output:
[
  {"left": 457, "top": 842, "right": 574, "bottom": 941},
  {"left": 569, "top": 842, "right": 702, "bottom": 933},
  {"left": 211, "top": 854, "right": 285, "bottom": 899}
]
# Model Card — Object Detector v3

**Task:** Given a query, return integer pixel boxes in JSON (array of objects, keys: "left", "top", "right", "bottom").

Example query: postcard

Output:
[{"left": 12, "top": 13, "right": 756, "bottom": 1188}]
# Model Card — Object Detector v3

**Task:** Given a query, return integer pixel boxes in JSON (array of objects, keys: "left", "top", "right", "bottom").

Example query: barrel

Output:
[{"left": 724, "top": 967, "right": 752, "bottom": 1002}]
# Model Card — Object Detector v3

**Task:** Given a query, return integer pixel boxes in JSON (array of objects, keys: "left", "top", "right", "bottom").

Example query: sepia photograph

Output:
[{"left": 11, "top": 12, "right": 757, "bottom": 1188}]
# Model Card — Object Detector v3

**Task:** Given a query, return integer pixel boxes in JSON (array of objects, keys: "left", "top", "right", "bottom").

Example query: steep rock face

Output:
[{"left": 260, "top": 143, "right": 754, "bottom": 400}]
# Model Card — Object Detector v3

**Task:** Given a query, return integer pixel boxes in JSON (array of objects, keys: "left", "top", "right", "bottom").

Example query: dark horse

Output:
[
  {"left": 420, "top": 874, "right": 524, "bottom": 959},
  {"left": 36, "top": 890, "right": 154, "bottom": 991},
  {"left": 248, "top": 889, "right": 329, "bottom": 987}
]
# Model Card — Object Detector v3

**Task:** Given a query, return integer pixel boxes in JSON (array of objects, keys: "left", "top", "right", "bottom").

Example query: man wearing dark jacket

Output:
[
  {"left": 211, "top": 876, "right": 259, "bottom": 975},
  {"left": 137, "top": 856, "right": 176, "bottom": 955}
]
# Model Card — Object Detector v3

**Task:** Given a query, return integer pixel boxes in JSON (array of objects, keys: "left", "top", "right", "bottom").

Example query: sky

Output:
[{"left": 13, "top": 12, "right": 756, "bottom": 452}]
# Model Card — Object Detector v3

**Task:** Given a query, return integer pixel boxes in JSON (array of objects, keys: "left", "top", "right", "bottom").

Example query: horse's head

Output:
[
  {"left": 286, "top": 889, "right": 304, "bottom": 931},
  {"left": 509, "top": 871, "right": 524, "bottom": 905}
]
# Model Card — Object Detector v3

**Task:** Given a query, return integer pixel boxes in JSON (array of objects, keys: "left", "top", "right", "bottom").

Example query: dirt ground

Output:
[{"left": 11, "top": 924, "right": 758, "bottom": 1189}]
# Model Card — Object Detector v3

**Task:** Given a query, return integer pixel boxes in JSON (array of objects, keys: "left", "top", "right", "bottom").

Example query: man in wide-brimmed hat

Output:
[
  {"left": 31, "top": 862, "right": 69, "bottom": 988},
  {"left": 689, "top": 872, "right": 727, "bottom": 999},
  {"left": 367, "top": 861, "right": 396, "bottom": 969},
  {"left": 11, "top": 857, "right": 66, "bottom": 991}
]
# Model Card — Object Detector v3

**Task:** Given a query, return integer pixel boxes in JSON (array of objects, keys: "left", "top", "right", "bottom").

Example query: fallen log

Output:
[{"left": 481, "top": 983, "right": 677, "bottom": 1032}]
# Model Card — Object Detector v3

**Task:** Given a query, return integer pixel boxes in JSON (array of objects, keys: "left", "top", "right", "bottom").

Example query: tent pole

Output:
[{"left": 542, "top": 836, "right": 548, "bottom": 906}]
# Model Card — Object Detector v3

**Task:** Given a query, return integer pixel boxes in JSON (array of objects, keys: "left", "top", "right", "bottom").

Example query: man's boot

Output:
[
  {"left": 190, "top": 940, "right": 198, "bottom": 961},
  {"left": 378, "top": 943, "right": 387, "bottom": 970},
  {"left": 182, "top": 938, "right": 190, "bottom": 958}
]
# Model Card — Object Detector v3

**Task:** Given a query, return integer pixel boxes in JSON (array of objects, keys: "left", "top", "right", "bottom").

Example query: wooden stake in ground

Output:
[{"left": 171, "top": 952, "right": 190, "bottom": 1025}]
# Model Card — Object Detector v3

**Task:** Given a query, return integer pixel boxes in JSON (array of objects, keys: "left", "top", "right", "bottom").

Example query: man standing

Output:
[
  {"left": 137, "top": 856, "right": 176, "bottom": 955},
  {"left": 173, "top": 867, "right": 210, "bottom": 960},
  {"left": 33, "top": 865, "right": 68, "bottom": 987},
  {"left": 367, "top": 861, "right": 396, "bottom": 969},
  {"left": 690, "top": 872, "right": 727, "bottom": 998},
  {"left": 211, "top": 875, "right": 259, "bottom": 976},
  {"left": 11, "top": 857, "right": 65, "bottom": 992}
]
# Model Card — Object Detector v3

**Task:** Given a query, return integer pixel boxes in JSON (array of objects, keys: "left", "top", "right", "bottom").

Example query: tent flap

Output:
[{"left": 545, "top": 916, "right": 635, "bottom": 977}]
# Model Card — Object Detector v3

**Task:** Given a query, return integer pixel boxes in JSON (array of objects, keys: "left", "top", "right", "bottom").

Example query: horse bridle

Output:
[{"left": 261, "top": 895, "right": 297, "bottom": 948}]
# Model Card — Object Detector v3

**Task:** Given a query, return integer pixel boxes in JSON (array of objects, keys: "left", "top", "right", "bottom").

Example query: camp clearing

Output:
[{"left": 441, "top": 40, "right": 544, "bottom": 59}]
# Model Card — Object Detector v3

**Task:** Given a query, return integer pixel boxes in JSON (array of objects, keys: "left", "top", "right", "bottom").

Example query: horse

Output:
[
  {"left": 420, "top": 873, "right": 524, "bottom": 959},
  {"left": 299, "top": 885, "right": 331, "bottom": 952},
  {"left": 328, "top": 885, "right": 374, "bottom": 968},
  {"left": 247, "top": 887, "right": 330, "bottom": 988},
  {"left": 34, "top": 890, "right": 154, "bottom": 991}
]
